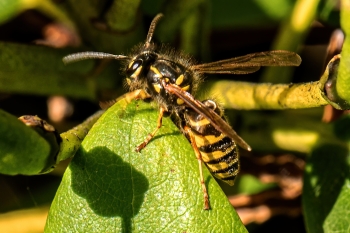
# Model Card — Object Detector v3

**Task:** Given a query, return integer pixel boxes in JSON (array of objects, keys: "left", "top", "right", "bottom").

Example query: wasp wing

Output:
[
  {"left": 192, "top": 50, "right": 301, "bottom": 74},
  {"left": 165, "top": 83, "right": 252, "bottom": 151}
]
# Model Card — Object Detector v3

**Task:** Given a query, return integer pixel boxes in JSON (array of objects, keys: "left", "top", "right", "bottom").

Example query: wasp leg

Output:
[
  {"left": 184, "top": 126, "right": 210, "bottom": 210},
  {"left": 99, "top": 89, "right": 151, "bottom": 110},
  {"left": 136, "top": 107, "right": 166, "bottom": 152}
]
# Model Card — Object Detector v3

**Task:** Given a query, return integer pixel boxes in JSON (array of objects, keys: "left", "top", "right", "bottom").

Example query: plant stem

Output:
[
  {"left": 58, "top": 110, "right": 104, "bottom": 161},
  {"left": 104, "top": 0, "right": 141, "bottom": 31},
  {"left": 202, "top": 55, "right": 346, "bottom": 110},
  {"left": 202, "top": 80, "right": 327, "bottom": 110},
  {"left": 337, "top": 0, "right": 350, "bottom": 105},
  {"left": 261, "top": 0, "right": 320, "bottom": 83}
]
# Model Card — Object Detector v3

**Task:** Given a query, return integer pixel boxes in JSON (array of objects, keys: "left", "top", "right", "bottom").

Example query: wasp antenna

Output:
[
  {"left": 62, "top": 52, "right": 128, "bottom": 64},
  {"left": 145, "top": 13, "right": 164, "bottom": 48}
]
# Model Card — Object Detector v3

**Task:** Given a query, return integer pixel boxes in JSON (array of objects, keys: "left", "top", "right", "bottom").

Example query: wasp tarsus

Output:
[{"left": 63, "top": 13, "right": 301, "bottom": 210}]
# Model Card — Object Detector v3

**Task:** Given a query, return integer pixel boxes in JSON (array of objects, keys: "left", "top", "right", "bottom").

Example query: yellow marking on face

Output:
[
  {"left": 165, "top": 78, "right": 169, "bottom": 83},
  {"left": 150, "top": 66, "right": 162, "bottom": 78},
  {"left": 182, "top": 85, "right": 190, "bottom": 91},
  {"left": 126, "top": 78, "right": 131, "bottom": 85},
  {"left": 177, "top": 98, "right": 184, "bottom": 105},
  {"left": 153, "top": 83, "right": 162, "bottom": 93},
  {"left": 175, "top": 74, "right": 184, "bottom": 85},
  {"left": 128, "top": 61, "right": 133, "bottom": 69},
  {"left": 130, "top": 66, "right": 142, "bottom": 78}
]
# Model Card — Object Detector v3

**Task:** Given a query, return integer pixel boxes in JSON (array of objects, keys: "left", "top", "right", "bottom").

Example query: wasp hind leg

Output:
[
  {"left": 136, "top": 106, "right": 166, "bottom": 152},
  {"left": 184, "top": 126, "right": 210, "bottom": 210}
]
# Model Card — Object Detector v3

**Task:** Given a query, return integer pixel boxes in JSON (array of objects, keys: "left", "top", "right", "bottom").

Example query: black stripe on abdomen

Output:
[
  {"left": 210, "top": 162, "right": 240, "bottom": 185},
  {"left": 199, "top": 136, "right": 233, "bottom": 153},
  {"left": 204, "top": 144, "right": 238, "bottom": 165},
  {"left": 212, "top": 161, "right": 239, "bottom": 175}
]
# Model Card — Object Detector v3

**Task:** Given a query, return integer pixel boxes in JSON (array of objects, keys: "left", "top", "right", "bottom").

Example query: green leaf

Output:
[
  {"left": 65, "top": 0, "right": 143, "bottom": 53},
  {"left": 303, "top": 137, "right": 350, "bottom": 232},
  {"left": 0, "top": 109, "right": 53, "bottom": 175},
  {"left": 235, "top": 174, "right": 276, "bottom": 195},
  {"left": 57, "top": 110, "right": 104, "bottom": 162},
  {"left": 0, "top": 0, "right": 23, "bottom": 24},
  {"left": 45, "top": 100, "right": 247, "bottom": 232},
  {"left": 0, "top": 42, "right": 96, "bottom": 99},
  {"left": 0, "top": 0, "right": 76, "bottom": 28}
]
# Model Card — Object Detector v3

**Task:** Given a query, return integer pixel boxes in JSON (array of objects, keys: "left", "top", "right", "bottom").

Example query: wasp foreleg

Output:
[{"left": 136, "top": 106, "right": 166, "bottom": 152}]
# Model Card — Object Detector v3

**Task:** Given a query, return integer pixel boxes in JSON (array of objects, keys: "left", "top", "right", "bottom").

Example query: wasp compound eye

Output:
[{"left": 126, "top": 59, "right": 143, "bottom": 78}]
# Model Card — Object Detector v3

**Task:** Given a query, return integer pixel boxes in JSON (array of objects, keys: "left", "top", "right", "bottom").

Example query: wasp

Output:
[{"left": 63, "top": 13, "right": 301, "bottom": 210}]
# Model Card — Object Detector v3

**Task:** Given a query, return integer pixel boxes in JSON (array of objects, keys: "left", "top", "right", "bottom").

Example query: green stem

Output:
[
  {"left": 156, "top": 0, "right": 207, "bottom": 42},
  {"left": 104, "top": 0, "right": 141, "bottom": 31},
  {"left": 180, "top": 2, "right": 210, "bottom": 60},
  {"left": 0, "top": 42, "right": 97, "bottom": 99},
  {"left": 202, "top": 80, "right": 327, "bottom": 110},
  {"left": 337, "top": 0, "right": 350, "bottom": 104},
  {"left": 65, "top": 0, "right": 143, "bottom": 53},
  {"left": 32, "top": 0, "right": 76, "bottom": 30},
  {"left": 202, "top": 55, "right": 344, "bottom": 110},
  {"left": 238, "top": 111, "right": 348, "bottom": 153},
  {"left": 261, "top": 0, "right": 320, "bottom": 83},
  {"left": 57, "top": 110, "right": 104, "bottom": 162}
]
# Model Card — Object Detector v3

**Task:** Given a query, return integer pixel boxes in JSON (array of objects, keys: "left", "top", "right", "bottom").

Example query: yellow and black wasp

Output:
[{"left": 63, "top": 13, "right": 301, "bottom": 210}]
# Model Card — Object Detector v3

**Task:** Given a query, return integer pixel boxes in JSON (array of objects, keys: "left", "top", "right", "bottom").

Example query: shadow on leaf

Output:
[{"left": 70, "top": 146, "right": 149, "bottom": 232}]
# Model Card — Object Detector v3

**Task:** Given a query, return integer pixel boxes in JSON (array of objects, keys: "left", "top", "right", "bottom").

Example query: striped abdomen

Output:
[{"left": 184, "top": 100, "right": 240, "bottom": 186}]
